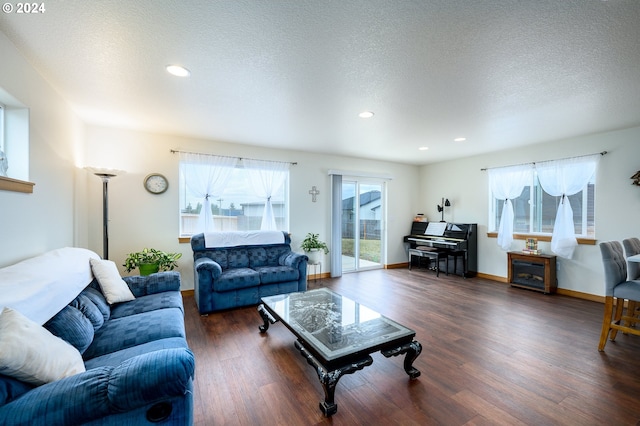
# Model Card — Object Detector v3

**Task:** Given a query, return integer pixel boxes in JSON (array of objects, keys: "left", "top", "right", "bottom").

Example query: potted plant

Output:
[
  {"left": 300, "top": 233, "right": 329, "bottom": 264},
  {"left": 123, "top": 248, "right": 182, "bottom": 276}
]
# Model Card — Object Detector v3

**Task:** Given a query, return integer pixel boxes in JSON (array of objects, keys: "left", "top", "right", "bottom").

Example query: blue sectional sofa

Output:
[
  {"left": 191, "top": 231, "right": 308, "bottom": 313},
  {"left": 0, "top": 248, "right": 194, "bottom": 425}
]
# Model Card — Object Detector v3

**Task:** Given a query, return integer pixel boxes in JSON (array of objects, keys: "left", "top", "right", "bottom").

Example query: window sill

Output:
[
  {"left": 0, "top": 176, "right": 34, "bottom": 193},
  {"left": 486, "top": 232, "right": 596, "bottom": 246}
]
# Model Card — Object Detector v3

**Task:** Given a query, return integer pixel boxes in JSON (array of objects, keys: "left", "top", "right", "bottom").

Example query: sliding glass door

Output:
[{"left": 341, "top": 180, "right": 384, "bottom": 273}]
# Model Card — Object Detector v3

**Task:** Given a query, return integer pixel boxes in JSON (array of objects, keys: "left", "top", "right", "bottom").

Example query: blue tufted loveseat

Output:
[
  {"left": 191, "top": 231, "right": 308, "bottom": 313},
  {"left": 0, "top": 248, "right": 194, "bottom": 425}
]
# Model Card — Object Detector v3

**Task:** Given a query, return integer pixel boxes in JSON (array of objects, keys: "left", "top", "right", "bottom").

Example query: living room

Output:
[
  {"left": 1, "top": 3, "right": 639, "bottom": 296},
  {"left": 1, "top": 1, "right": 640, "bottom": 424}
]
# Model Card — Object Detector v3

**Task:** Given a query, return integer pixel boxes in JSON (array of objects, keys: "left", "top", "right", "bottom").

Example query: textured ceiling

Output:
[{"left": 1, "top": 0, "right": 639, "bottom": 165}]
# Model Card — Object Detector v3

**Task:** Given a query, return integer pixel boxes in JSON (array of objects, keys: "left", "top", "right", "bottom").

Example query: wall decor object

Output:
[
  {"left": 144, "top": 173, "right": 168, "bottom": 194},
  {"left": 309, "top": 186, "right": 319, "bottom": 202}
]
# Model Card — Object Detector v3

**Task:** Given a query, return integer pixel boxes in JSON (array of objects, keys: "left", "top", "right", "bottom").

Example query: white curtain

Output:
[
  {"left": 535, "top": 154, "right": 600, "bottom": 258},
  {"left": 488, "top": 164, "right": 532, "bottom": 251},
  {"left": 243, "top": 159, "right": 289, "bottom": 231},
  {"left": 179, "top": 152, "right": 238, "bottom": 233}
]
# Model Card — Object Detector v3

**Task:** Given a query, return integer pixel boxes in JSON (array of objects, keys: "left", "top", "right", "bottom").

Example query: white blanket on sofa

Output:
[
  {"left": 204, "top": 231, "right": 285, "bottom": 248},
  {"left": 0, "top": 247, "right": 100, "bottom": 325}
]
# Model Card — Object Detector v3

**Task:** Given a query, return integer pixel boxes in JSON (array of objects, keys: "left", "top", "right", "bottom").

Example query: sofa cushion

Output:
[
  {"left": 110, "top": 291, "right": 185, "bottom": 319},
  {"left": 227, "top": 249, "right": 250, "bottom": 269},
  {"left": 248, "top": 247, "right": 268, "bottom": 268},
  {"left": 216, "top": 268, "right": 260, "bottom": 292},
  {"left": 254, "top": 266, "right": 299, "bottom": 285},
  {"left": 208, "top": 251, "right": 228, "bottom": 269},
  {"left": 90, "top": 259, "right": 135, "bottom": 304},
  {"left": 84, "top": 337, "right": 188, "bottom": 369},
  {"left": 267, "top": 246, "right": 289, "bottom": 265},
  {"left": 122, "top": 271, "right": 181, "bottom": 296},
  {"left": 70, "top": 293, "right": 104, "bottom": 330},
  {"left": 0, "top": 374, "right": 34, "bottom": 407},
  {"left": 81, "top": 286, "right": 111, "bottom": 321},
  {"left": 0, "top": 307, "right": 85, "bottom": 386},
  {"left": 82, "top": 307, "right": 186, "bottom": 360},
  {"left": 44, "top": 305, "right": 94, "bottom": 354}
]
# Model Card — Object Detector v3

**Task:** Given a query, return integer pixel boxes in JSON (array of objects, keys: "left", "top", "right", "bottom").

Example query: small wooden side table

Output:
[{"left": 507, "top": 251, "right": 557, "bottom": 294}]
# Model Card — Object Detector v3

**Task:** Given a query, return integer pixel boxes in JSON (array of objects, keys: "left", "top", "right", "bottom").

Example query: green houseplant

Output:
[
  {"left": 123, "top": 248, "right": 182, "bottom": 276},
  {"left": 301, "top": 233, "right": 329, "bottom": 264}
]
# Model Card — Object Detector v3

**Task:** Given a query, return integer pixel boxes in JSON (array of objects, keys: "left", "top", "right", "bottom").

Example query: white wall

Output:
[
  {"left": 0, "top": 31, "right": 87, "bottom": 267},
  {"left": 419, "top": 127, "right": 640, "bottom": 296},
  {"left": 84, "top": 125, "right": 421, "bottom": 289}
]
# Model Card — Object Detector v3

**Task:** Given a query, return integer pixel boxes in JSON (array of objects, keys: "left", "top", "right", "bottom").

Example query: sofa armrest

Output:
[
  {"left": 0, "top": 348, "right": 195, "bottom": 426},
  {"left": 280, "top": 252, "right": 308, "bottom": 269},
  {"left": 194, "top": 257, "right": 222, "bottom": 279},
  {"left": 123, "top": 271, "right": 181, "bottom": 297}
]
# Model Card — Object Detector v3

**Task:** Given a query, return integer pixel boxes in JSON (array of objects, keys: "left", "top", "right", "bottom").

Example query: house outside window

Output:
[
  {"left": 179, "top": 164, "right": 289, "bottom": 237},
  {"left": 489, "top": 171, "right": 596, "bottom": 238}
]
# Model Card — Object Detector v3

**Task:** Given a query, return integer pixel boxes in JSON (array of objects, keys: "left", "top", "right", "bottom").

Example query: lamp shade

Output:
[{"left": 85, "top": 167, "right": 126, "bottom": 177}]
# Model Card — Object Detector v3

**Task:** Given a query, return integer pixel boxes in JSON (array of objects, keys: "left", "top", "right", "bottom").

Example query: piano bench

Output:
[{"left": 408, "top": 248, "right": 448, "bottom": 277}]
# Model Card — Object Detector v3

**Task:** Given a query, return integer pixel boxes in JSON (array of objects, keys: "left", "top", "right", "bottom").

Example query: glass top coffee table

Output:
[{"left": 258, "top": 288, "right": 422, "bottom": 417}]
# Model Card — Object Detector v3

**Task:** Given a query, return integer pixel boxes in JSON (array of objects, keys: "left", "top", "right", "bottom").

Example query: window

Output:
[
  {"left": 489, "top": 170, "right": 596, "bottom": 238},
  {"left": 0, "top": 103, "right": 5, "bottom": 151},
  {"left": 179, "top": 157, "right": 289, "bottom": 236},
  {"left": 0, "top": 87, "right": 30, "bottom": 183}
]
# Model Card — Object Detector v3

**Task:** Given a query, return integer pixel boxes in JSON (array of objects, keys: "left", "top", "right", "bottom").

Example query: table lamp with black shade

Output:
[{"left": 437, "top": 198, "right": 450, "bottom": 222}]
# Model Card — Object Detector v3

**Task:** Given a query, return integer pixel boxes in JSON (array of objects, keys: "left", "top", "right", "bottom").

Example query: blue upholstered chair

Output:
[
  {"left": 623, "top": 237, "right": 640, "bottom": 280},
  {"left": 622, "top": 237, "right": 640, "bottom": 327},
  {"left": 598, "top": 241, "right": 640, "bottom": 351}
]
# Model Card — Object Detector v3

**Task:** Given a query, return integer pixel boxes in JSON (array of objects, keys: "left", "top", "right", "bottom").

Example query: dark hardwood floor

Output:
[{"left": 184, "top": 268, "right": 640, "bottom": 425}]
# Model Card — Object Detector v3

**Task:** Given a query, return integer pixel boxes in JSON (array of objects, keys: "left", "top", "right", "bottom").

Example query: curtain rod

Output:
[
  {"left": 480, "top": 151, "right": 607, "bottom": 171},
  {"left": 170, "top": 149, "right": 297, "bottom": 166}
]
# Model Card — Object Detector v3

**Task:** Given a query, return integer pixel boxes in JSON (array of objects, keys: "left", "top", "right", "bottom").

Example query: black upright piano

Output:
[{"left": 403, "top": 221, "right": 477, "bottom": 277}]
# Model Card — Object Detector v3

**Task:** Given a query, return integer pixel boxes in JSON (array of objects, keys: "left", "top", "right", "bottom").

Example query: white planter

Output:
[{"left": 306, "top": 249, "right": 322, "bottom": 264}]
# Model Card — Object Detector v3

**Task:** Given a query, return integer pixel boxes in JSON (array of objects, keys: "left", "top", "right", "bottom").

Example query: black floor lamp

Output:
[{"left": 87, "top": 168, "right": 123, "bottom": 260}]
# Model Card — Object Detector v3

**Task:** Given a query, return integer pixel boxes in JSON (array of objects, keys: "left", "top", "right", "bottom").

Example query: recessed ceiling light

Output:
[
  {"left": 166, "top": 65, "right": 191, "bottom": 77},
  {"left": 358, "top": 111, "right": 374, "bottom": 119},
  {"left": 418, "top": 146, "right": 429, "bottom": 151},
  {"left": 454, "top": 137, "right": 466, "bottom": 142}
]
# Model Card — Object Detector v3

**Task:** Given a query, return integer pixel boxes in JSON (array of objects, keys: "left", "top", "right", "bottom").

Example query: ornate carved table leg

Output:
[
  {"left": 294, "top": 340, "right": 373, "bottom": 417},
  {"left": 381, "top": 340, "right": 422, "bottom": 379},
  {"left": 257, "top": 304, "right": 276, "bottom": 333}
]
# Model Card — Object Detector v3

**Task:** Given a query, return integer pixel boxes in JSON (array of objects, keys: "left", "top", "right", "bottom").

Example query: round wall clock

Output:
[{"left": 143, "top": 173, "right": 168, "bottom": 194}]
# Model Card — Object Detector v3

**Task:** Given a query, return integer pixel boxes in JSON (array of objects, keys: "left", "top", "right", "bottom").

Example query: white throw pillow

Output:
[
  {"left": 90, "top": 258, "right": 135, "bottom": 304},
  {"left": 0, "top": 307, "right": 86, "bottom": 385}
]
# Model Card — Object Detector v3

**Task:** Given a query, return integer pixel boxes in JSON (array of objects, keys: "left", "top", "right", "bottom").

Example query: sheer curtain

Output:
[
  {"left": 535, "top": 154, "right": 600, "bottom": 258},
  {"left": 243, "top": 159, "right": 289, "bottom": 231},
  {"left": 488, "top": 164, "right": 532, "bottom": 251},
  {"left": 179, "top": 152, "right": 238, "bottom": 233}
]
